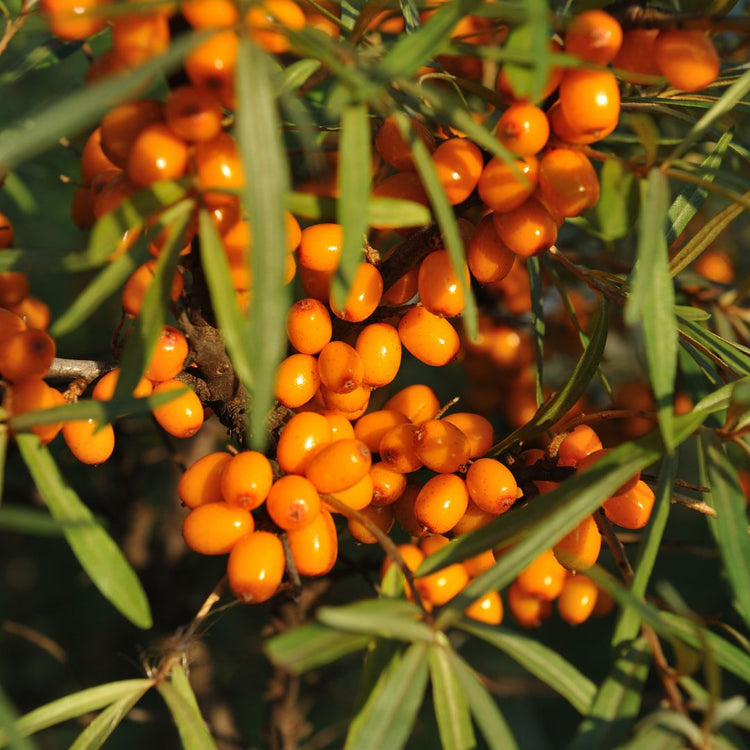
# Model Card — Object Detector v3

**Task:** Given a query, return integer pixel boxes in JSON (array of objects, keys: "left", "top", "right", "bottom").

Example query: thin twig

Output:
[{"left": 594, "top": 509, "right": 634, "bottom": 585}]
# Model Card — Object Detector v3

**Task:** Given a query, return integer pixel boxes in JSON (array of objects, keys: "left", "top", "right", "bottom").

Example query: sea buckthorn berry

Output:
[
  {"left": 553, "top": 514, "right": 601, "bottom": 571},
  {"left": 329, "top": 263, "right": 383, "bottom": 323},
  {"left": 246, "top": 0, "right": 306, "bottom": 54},
  {"left": 89, "top": 169, "right": 135, "bottom": 220},
  {"left": 81, "top": 128, "right": 117, "bottom": 184},
  {"left": 415, "top": 557, "right": 469, "bottom": 607},
  {"left": 612, "top": 29, "right": 660, "bottom": 78},
  {"left": 266, "top": 475, "right": 321, "bottom": 531},
  {"left": 381, "top": 543, "right": 425, "bottom": 585},
  {"left": 111, "top": 12, "right": 170, "bottom": 67},
  {"left": 379, "top": 422, "right": 423, "bottom": 474},
  {"left": 398, "top": 306, "right": 460, "bottom": 367},
  {"left": 145, "top": 326, "right": 189, "bottom": 383},
  {"left": 92, "top": 368, "right": 153, "bottom": 401},
  {"left": 694, "top": 249, "right": 734, "bottom": 285},
  {"left": 577, "top": 448, "right": 640, "bottom": 495},
  {"left": 9, "top": 378, "right": 64, "bottom": 444},
  {"left": 602, "top": 479, "right": 655, "bottom": 529},
  {"left": 564, "top": 10, "right": 622, "bottom": 65},
  {"left": 182, "top": 502, "right": 254, "bottom": 555},
  {"left": 276, "top": 411, "right": 332, "bottom": 475},
  {"left": 40, "top": 0, "right": 108, "bottom": 40},
  {"left": 298, "top": 266, "right": 334, "bottom": 301},
  {"left": 452, "top": 499, "right": 497, "bottom": 535},
  {"left": 508, "top": 580, "right": 552, "bottom": 627},
  {"left": 178, "top": 451, "right": 232, "bottom": 508},
  {"left": 393, "top": 484, "right": 427, "bottom": 537},
  {"left": 431, "top": 138, "right": 484, "bottom": 205},
  {"left": 370, "top": 462, "right": 407, "bottom": 506},
  {"left": 194, "top": 131, "right": 244, "bottom": 206},
  {"left": 492, "top": 197, "right": 558, "bottom": 258},
  {"left": 326, "top": 472, "right": 374, "bottom": 512},
  {"left": 286, "top": 298, "right": 332, "bottom": 355},
  {"left": 468, "top": 214, "right": 516, "bottom": 284},
  {"left": 317, "top": 341, "right": 364, "bottom": 394},
  {"left": 0, "top": 216, "right": 13, "bottom": 250},
  {"left": 654, "top": 30, "right": 720, "bottom": 92},
  {"left": 122, "top": 260, "right": 184, "bottom": 318},
  {"left": 354, "top": 410, "right": 409, "bottom": 454},
  {"left": 558, "top": 69, "right": 620, "bottom": 137},
  {"left": 0, "top": 273, "right": 30, "bottom": 308},
  {"left": 62, "top": 419, "right": 115, "bottom": 465},
  {"left": 100, "top": 99, "right": 163, "bottom": 169},
  {"left": 547, "top": 101, "right": 616, "bottom": 146},
  {"left": 496, "top": 104, "right": 550, "bottom": 157},
  {"left": 496, "top": 39, "right": 564, "bottom": 104},
  {"left": 442, "top": 412, "right": 494, "bottom": 458},
  {"left": 558, "top": 574, "right": 599, "bottom": 625},
  {"left": 419, "top": 533, "right": 450, "bottom": 557},
  {"left": 164, "top": 85, "right": 224, "bottom": 143},
  {"left": 415, "top": 419, "right": 471, "bottom": 474},
  {"left": 220, "top": 450, "right": 274, "bottom": 510},
  {"left": 355, "top": 323, "right": 401, "bottom": 388},
  {"left": 374, "top": 115, "right": 436, "bottom": 172},
  {"left": 539, "top": 148, "right": 599, "bottom": 218},
  {"left": 347, "top": 504, "right": 395, "bottom": 544},
  {"left": 465, "top": 458, "right": 519, "bottom": 515},
  {"left": 151, "top": 379, "right": 204, "bottom": 438},
  {"left": 463, "top": 548, "right": 496, "bottom": 578},
  {"left": 370, "top": 172, "right": 430, "bottom": 231},
  {"left": 184, "top": 30, "right": 238, "bottom": 103},
  {"left": 305, "top": 438, "right": 372, "bottom": 494},
  {"left": 417, "top": 250, "right": 469, "bottom": 318},
  {"left": 516, "top": 548, "right": 567, "bottom": 601},
  {"left": 381, "top": 262, "right": 418, "bottom": 306},
  {"left": 0, "top": 329, "right": 56, "bottom": 382},
  {"left": 320, "top": 409, "right": 355, "bottom": 440},
  {"left": 274, "top": 353, "right": 320, "bottom": 409},
  {"left": 286, "top": 508, "right": 338, "bottom": 577},
  {"left": 556, "top": 425, "right": 603, "bottom": 467},
  {"left": 466, "top": 590, "right": 503, "bottom": 625},
  {"left": 319, "top": 383, "right": 371, "bottom": 414},
  {"left": 298, "top": 223, "right": 342, "bottom": 273},
  {"left": 383, "top": 384, "right": 440, "bottom": 424},
  {"left": 477, "top": 155, "right": 539, "bottom": 214},
  {"left": 592, "top": 586, "right": 615, "bottom": 617},
  {"left": 227, "top": 531, "right": 285, "bottom": 603},
  {"left": 414, "top": 474, "right": 470, "bottom": 535},
  {"left": 0, "top": 308, "right": 26, "bottom": 344},
  {"left": 182, "top": 0, "right": 239, "bottom": 28}
]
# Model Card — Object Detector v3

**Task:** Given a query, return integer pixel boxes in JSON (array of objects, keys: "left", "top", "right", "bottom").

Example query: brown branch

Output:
[
  {"left": 45, "top": 357, "right": 113, "bottom": 382},
  {"left": 594, "top": 509, "right": 634, "bottom": 585}
]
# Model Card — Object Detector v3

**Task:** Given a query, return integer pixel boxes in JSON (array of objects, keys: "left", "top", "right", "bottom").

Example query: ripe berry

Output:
[
  {"left": 286, "top": 298, "right": 332, "bottom": 354},
  {"left": 452, "top": 499, "right": 497, "bottom": 535},
  {"left": 612, "top": 30, "right": 660, "bottom": 78},
  {"left": 558, "top": 69, "right": 620, "bottom": 137},
  {"left": 181, "top": 0, "right": 239, "bottom": 28},
  {"left": 414, "top": 474, "right": 470, "bottom": 535},
  {"left": 245, "top": 0, "right": 306, "bottom": 54},
  {"left": 0, "top": 328, "right": 56, "bottom": 382},
  {"left": 380, "top": 543, "right": 425, "bottom": 587},
  {"left": 122, "top": 260, "right": 184, "bottom": 318},
  {"left": 564, "top": 10, "right": 622, "bottom": 65},
  {"left": 557, "top": 573, "right": 598, "bottom": 625},
  {"left": 552, "top": 514, "right": 601, "bottom": 571},
  {"left": 414, "top": 419, "right": 471, "bottom": 474},
  {"left": 492, "top": 198, "right": 558, "bottom": 258},
  {"left": 100, "top": 99, "right": 164, "bottom": 169},
  {"left": 0, "top": 308, "right": 26, "bottom": 345},
  {"left": 151, "top": 379, "right": 204, "bottom": 438},
  {"left": 417, "top": 250, "right": 469, "bottom": 318},
  {"left": 317, "top": 341, "right": 364, "bottom": 394},
  {"left": 81, "top": 128, "right": 117, "bottom": 184},
  {"left": 468, "top": 213, "right": 516, "bottom": 284},
  {"left": 379, "top": 422, "right": 423, "bottom": 474},
  {"left": 654, "top": 30, "right": 720, "bottom": 92},
  {"left": 463, "top": 548, "right": 496, "bottom": 577},
  {"left": 327, "top": 472, "right": 374, "bottom": 512},
  {"left": 305, "top": 438, "right": 372, "bottom": 494},
  {"left": 577, "top": 448, "right": 640, "bottom": 496},
  {"left": 320, "top": 410, "right": 356, "bottom": 440},
  {"left": 496, "top": 104, "right": 550, "bottom": 157},
  {"left": 92, "top": 368, "right": 153, "bottom": 400},
  {"left": 602, "top": 479, "right": 655, "bottom": 529},
  {"left": 184, "top": 30, "right": 238, "bottom": 105},
  {"left": 415, "top": 557, "right": 469, "bottom": 607},
  {"left": 276, "top": 411, "right": 332, "bottom": 474},
  {"left": 374, "top": 115, "right": 435, "bottom": 172},
  {"left": 266, "top": 475, "right": 321, "bottom": 531},
  {"left": 328, "top": 263, "right": 383, "bottom": 323},
  {"left": 355, "top": 323, "right": 401, "bottom": 388},
  {"left": 319, "top": 383, "right": 371, "bottom": 415},
  {"left": 227, "top": 531, "right": 285, "bottom": 603},
  {"left": 40, "top": 0, "right": 108, "bottom": 40},
  {"left": 347, "top": 504, "right": 395, "bottom": 544},
  {"left": 466, "top": 590, "right": 503, "bottom": 625},
  {"left": 111, "top": 12, "right": 170, "bottom": 67},
  {"left": 274, "top": 353, "right": 320, "bottom": 409},
  {"left": 556, "top": 425, "right": 602, "bottom": 467},
  {"left": 62, "top": 419, "right": 115, "bottom": 465},
  {"left": 431, "top": 138, "right": 484, "bottom": 205},
  {"left": 383, "top": 383, "right": 440, "bottom": 424},
  {"left": 9, "top": 377, "right": 65, "bottom": 444},
  {"left": 477, "top": 155, "right": 539, "bottom": 214},
  {"left": 182, "top": 502, "right": 255, "bottom": 555},
  {"left": 508, "top": 580, "right": 552, "bottom": 627},
  {"left": 145, "top": 326, "right": 189, "bottom": 382},
  {"left": 465, "top": 458, "right": 519, "bottom": 515},
  {"left": 286, "top": 508, "right": 338, "bottom": 576},
  {"left": 539, "top": 148, "right": 599, "bottom": 218},
  {"left": 178, "top": 451, "right": 232, "bottom": 508},
  {"left": 298, "top": 223, "right": 342, "bottom": 273},
  {"left": 442, "top": 412, "right": 494, "bottom": 458},
  {"left": 370, "top": 462, "right": 407, "bottom": 506},
  {"left": 398, "top": 306, "right": 460, "bottom": 367},
  {"left": 194, "top": 131, "right": 244, "bottom": 206},
  {"left": 0, "top": 273, "right": 30, "bottom": 308},
  {"left": 220, "top": 450, "right": 274, "bottom": 510},
  {"left": 371, "top": 172, "right": 430, "bottom": 230},
  {"left": 354, "top": 409, "right": 409, "bottom": 453},
  {"left": 164, "top": 85, "right": 224, "bottom": 142},
  {"left": 515, "top": 548, "right": 567, "bottom": 600}
]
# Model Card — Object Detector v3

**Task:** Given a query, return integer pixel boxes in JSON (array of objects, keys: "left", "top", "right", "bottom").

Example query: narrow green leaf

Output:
[
  {"left": 586, "top": 158, "right": 640, "bottom": 241},
  {"left": 274, "top": 58, "right": 322, "bottom": 96},
  {"left": 263, "top": 622, "right": 371, "bottom": 675},
  {"left": 0, "top": 683, "right": 37, "bottom": 750},
  {"left": 344, "top": 642, "right": 429, "bottom": 750},
  {"left": 445, "top": 650, "right": 518, "bottom": 750},
  {"left": 676, "top": 311, "right": 750, "bottom": 377},
  {"left": 16, "top": 435, "right": 152, "bottom": 629},
  {"left": 0, "top": 506, "right": 95, "bottom": 536},
  {"left": 156, "top": 678, "right": 217, "bottom": 750},
  {"left": 620, "top": 717, "right": 693, "bottom": 750},
  {"left": 568, "top": 637, "right": 652, "bottom": 750},
  {"left": 459, "top": 622, "right": 596, "bottom": 714},
  {"left": 700, "top": 431, "right": 750, "bottom": 632},
  {"left": 0, "top": 680, "right": 154, "bottom": 746},
  {"left": 317, "top": 599, "right": 435, "bottom": 642},
  {"left": 69, "top": 684, "right": 151, "bottom": 750},
  {"left": 428, "top": 642, "right": 476, "bottom": 750},
  {"left": 398, "top": 0, "right": 420, "bottom": 32},
  {"left": 626, "top": 170, "right": 677, "bottom": 451},
  {"left": 235, "top": 38, "right": 291, "bottom": 450},
  {"left": 613, "top": 455, "right": 677, "bottom": 646},
  {"left": 170, "top": 665, "right": 201, "bottom": 716},
  {"left": 527, "top": 256, "right": 544, "bottom": 405},
  {"left": 332, "top": 102, "right": 371, "bottom": 306}
]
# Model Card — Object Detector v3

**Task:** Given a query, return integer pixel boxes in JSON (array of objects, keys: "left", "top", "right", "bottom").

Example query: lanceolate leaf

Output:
[
  {"left": 317, "top": 599, "right": 435, "bottom": 642},
  {"left": 527, "top": 255, "right": 545, "bottom": 405},
  {"left": 0, "top": 506, "right": 92, "bottom": 536},
  {"left": 235, "top": 38, "right": 291, "bottom": 450},
  {"left": 676, "top": 309, "right": 750, "bottom": 377},
  {"left": 428, "top": 641, "right": 475, "bottom": 750},
  {"left": 16, "top": 435, "right": 152, "bottom": 629},
  {"left": 0, "top": 683, "right": 37, "bottom": 750},
  {"left": 156, "top": 678, "right": 218, "bottom": 750}
]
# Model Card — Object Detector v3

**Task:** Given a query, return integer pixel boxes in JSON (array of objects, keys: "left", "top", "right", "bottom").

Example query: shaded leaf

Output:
[
  {"left": 676, "top": 310, "right": 750, "bottom": 377},
  {"left": 0, "top": 682, "right": 37, "bottom": 750},
  {"left": 0, "top": 506, "right": 95, "bottom": 537},
  {"left": 156, "top": 677, "right": 217, "bottom": 750},
  {"left": 500, "top": 2, "right": 551, "bottom": 103},
  {"left": 286, "top": 192, "right": 431, "bottom": 227},
  {"left": 317, "top": 599, "right": 435, "bottom": 642},
  {"left": 586, "top": 158, "right": 639, "bottom": 241}
]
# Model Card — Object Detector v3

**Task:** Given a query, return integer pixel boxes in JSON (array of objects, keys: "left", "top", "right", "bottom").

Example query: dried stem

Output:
[{"left": 45, "top": 357, "right": 113, "bottom": 382}]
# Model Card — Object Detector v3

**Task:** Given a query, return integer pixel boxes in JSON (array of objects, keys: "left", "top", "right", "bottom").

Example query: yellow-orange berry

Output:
[
  {"left": 654, "top": 30, "right": 720, "bottom": 92},
  {"left": 375, "top": 115, "right": 435, "bottom": 172},
  {"left": 355, "top": 323, "right": 401, "bottom": 388},
  {"left": 602, "top": 479, "right": 655, "bottom": 529},
  {"left": 496, "top": 104, "right": 549, "bottom": 157},
  {"left": 379, "top": 422, "right": 423, "bottom": 474},
  {"left": 319, "top": 383, "right": 371, "bottom": 415},
  {"left": 326, "top": 472, "right": 374, "bottom": 512},
  {"left": 92, "top": 368, "right": 153, "bottom": 401},
  {"left": 182, "top": 502, "right": 254, "bottom": 554},
  {"left": 111, "top": 12, "right": 170, "bottom": 67},
  {"left": 508, "top": 580, "right": 552, "bottom": 627},
  {"left": 286, "top": 298, "right": 332, "bottom": 355},
  {"left": 370, "top": 462, "right": 407, "bottom": 506},
  {"left": 431, "top": 137, "right": 484, "bottom": 205},
  {"left": 492, "top": 198, "right": 557, "bottom": 258},
  {"left": 10, "top": 297, "right": 51, "bottom": 331},
  {"left": 317, "top": 340, "right": 365, "bottom": 394},
  {"left": 81, "top": 128, "right": 117, "bottom": 183},
  {"left": 286, "top": 508, "right": 338, "bottom": 576},
  {"left": 9, "top": 377, "right": 64, "bottom": 444},
  {"left": 564, "top": 10, "right": 622, "bottom": 65},
  {"left": 557, "top": 573, "right": 598, "bottom": 625},
  {"left": 193, "top": 131, "right": 244, "bottom": 206},
  {"left": 245, "top": 0, "right": 306, "bottom": 54},
  {"left": 0, "top": 308, "right": 26, "bottom": 345},
  {"left": 398, "top": 306, "right": 460, "bottom": 367},
  {"left": 178, "top": 451, "right": 233, "bottom": 508},
  {"left": 463, "top": 548, "right": 496, "bottom": 578},
  {"left": 100, "top": 99, "right": 164, "bottom": 169},
  {"left": 0, "top": 328, "right": 56, "bottom": 382},
  {"left": 184, "top": 30, "right": 238, "bottom": 106},
  {"left": 276, "top": 411, "right": 332, "bottom": 475},
  {"left": 266, "top": 475, "right": 321, "bottom": 531},
  {"left": 612, "top": 29, "right": 660, "bottom": 78},
  {"left": 393, "top": 484, "right": 427, "bottom": 537},
  {"left": 414, "top": 474, "right": 470, "bottom": 535},
  {"left": 122, "top": 260, "right": 184, "bottom": 318},
  {"left": 62, "top": 419, "right": 115, "bottom": 465},
  {"left": 305, "top": 438, "right": 372, "bottom": 494},
  {"left": 466, "top": 590, "right": 503, "bottom": 625},
  {"left": 539, "top": 148, "right": 599, "bottom": 218},
  {"left": 151, "top": 379, "right": 204, "bottom": 438},
  {"left": 381, "top": 543, "right": 425, "bottom": 586},
  {"left": 354, "top": 409, "right": 408, "bottom": 454},
  {"left": 347, "top": 504, "right": 394, "bottom": 544},
  {"left": 451, "top": 500, "right": 496, "bottom": 536},
  {"left": 577, "top": 448, "right": 640, "bottom": 495},
  {"left": 442, "top": 412, "right": 494, "bottom": 458},
  {"left": 556, "top": 425, "right": 602, "bottom": 467},
  {"left": 182, "top": 0, "right": 239, "bottom": 28},
  {"left": 329, "top": 263, "right": 383, "bottom": 323},
  {"left": 220, "top": 450, "right": 274, "bottom": 510},
  {"left": 127, "top": 123, "right": 189, "bottom": 188},
  {"left": 558, "top": 69, "right": 620, "bottom": 137},
  {"left": 227, "top": 531, "right": 285, "bottom": 603},
  {"left": 465, "top": 458, "right": 519, "bottom": 515},
  {"left": 383, "top": 383, "right": 440, "bottom": 423},
  {"left": 145, "top": 325, "right": 189, "bottom": 382},
  {"left": 415, "top": 558, "right": 469, "bottom": 607},
  {"left": 298, "top": 223, "right": 342, "bottom": 273},
  {"left": 274, "top": 353, "right": 320, "bottom": 409},
  {"left": 467, "top": 214, "right": 516, "bottom": 284},
  {"left": 478, "top": 156, "right": 539, "bottom": 214},
  {"left": 553, "top": 514, "right": 601, "bottom": 571},
  {"left": 41, "top": 0, "right": 108, "bottom": 41},
  {"left": 415, "top": 419, "right": 472, "bottom": 474},
  {"left": 516, "top": 549, "right": 567, "bottom": 601},
  {"left": 417, "top": 250, "right": 469, "bottom": 318},
  {"left": 320, "top": 410, "right": 356, "bottom": 440}
]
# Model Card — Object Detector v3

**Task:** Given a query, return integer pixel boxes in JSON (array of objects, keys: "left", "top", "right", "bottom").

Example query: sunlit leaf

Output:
[
  {"left": 676, "top": 310, "right": 750, "bottom": 377},
  {"left": 0, "top": 506, "right": 94, "bottom": 536},
  {"left": 156, "top": 676, "right": 217, "bottom": 750},
  {"left": 428, "top": 641, "right": 475, "bottom": 750},
  {"left": 585, "top": 158, "right": 640, "bottom": 241},
  {"left": 316, "top": 599, "right": 435, "bottom": 642}
]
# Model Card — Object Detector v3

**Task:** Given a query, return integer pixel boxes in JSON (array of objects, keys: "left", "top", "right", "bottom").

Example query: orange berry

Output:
[
  {"left": 602, "top": 479, "right": 655, "bottom": 529},
  {"left": 71, "top": 186, "right": 95, "bottom": 229},
  {"left": 398, "top": 306, "right": 460, "bottom": 367},
  {"left": 100, "top": 99, "right": 164, "bottom": 169},
  {"left": 40, "top": 0, "right": 108, "bottom": 40},
  {"left": 193, "top": 131, "right": 244, "bottom": 206},
  {"left": 92, "top": 368, "right": 153, "bottom": 401},
  {"left": 383, "top": 383, "right": 440, "bottom": 424},
  {"left": 414, "top": 419, "right": 472, "bottom": 474},
  {"left": 326, "top": 472, "right": 374, "bottom": 512},
  {"left": 8, "top": 377, "right": 64, "bottom": 444},
  {"left": 319, "top": 383, "right": 371, "bottom": 414},
  {"left": 274, "top": 353, "right": 320, "bottom": 409},
  {"left": 467, "top": 214, "right": 516, "bottom": 284},
  {"left": 417, "top": 250, "right": 469, "bottom": 318},
  {"left": 298, "top": 223, "right": 342, "bottom": 273},
  {"left": 0, "top": 308, "right": 26, "bottom": 345},
  {"left": 442, "top": 412, "right": 494, "bottom": 458},
  {"left": 414, "top": 474, "right": 470, "bottom": 535},
  {"left": 245, "top": 0, "right": 305, "bottom": 54},
  {"left": 431, "top": 138, "right": 484, "bottom": 205},
  {"left": 369, "top": 461, "right": 407, "bottom": 506},
  {"left": 466, "top": 590, "right": 503, "bottom": 625},
  {"left": 317, "top": 341, "right": 364, "bottom": 394},
  {"left": 182, "top": 0, "right": 239, "bottom": 28},
  {"left": 492, "top": 197, "right": 558, "bottom": 258},
  {"left": 90, "top": 169, "right": 138, "bottom": 220},
  {"left": 539, "top": 148, "right": 599, "bottom": 218},
  {"left": 286, "top": 298, "right": 332, "bottom": 354},
  {"left": 370, "top": 172, "right": 430, "bottom": 231},
  {"left": 577, "top": 448, "right": 640, "bottom": 495},
  {"left": 151, "top": 379, "right": 204, "bottom": 438},
  {"left": 496, "top": 39, "right": 564, "bottom": 104},
  {"left": 178, "top": 451, "right": 232, "bottom": 508},
  {"left": 81, "top": 128, "right": 117, "bottom": 183},
  {"left": 463, "top": 548, "right": 496, "bottom": 578},
  {"left": 329, "top": 263, "right": 383, "bottom": 323},
  {"left": 298, "top": 266, "right": 334, "bottom": 301},
  {"left": 547, "top": 100, "right": 617, "bottom": 146},
  {"left": 556, "top": 425, "right": 603, "bottom": 467},
  {"left": 145, "top": 325, "right": 189, "bottom": 383},
  {"left": 558, "top": 69, "right": 620, "bottom": 137},
  {"left": 694, "top": 249, "right": 734, "bottom": 285},
  {"left": 276, "top": 411, "right": 332, "bottom": 475},
  {"left": 184, "top": 30, "right": 238, "bottom": 104},
  {"left": 477, "top": 156, "right": 539, "bottom": 214},
  {"left": 508, "top": 580, "right": 552, "bottom": 627},
  {"left": 355, "top": 323, "right": 401, "bottom": 388},
  {"left": 564, "top": 10, "right": 622, "bottom": 65},
  {"left": 381, "top": 542, "right": 425, "bottom": 584},
  {"left": 415, "top": 558, "right": 469, "bottom": 607},
  {"left": 654, "top": 30, "right": 720, "bottom": 92},
  {"left": 0, "top": 273, "right": 30, "bottom": 308},
  {"left": 122, "top": 260, "right": 184, "bottom": 318},
  {"left": 552, "top": 514, "right": 601, "bottom": 571},
  {"left": 227, "top": 531, "right": 285, "bottom": 603},
  {"left": 465, "top": 458, "right": 519, "bottom": 515},
  {"left": 612, "top": 29, "right": 660, "bottom": 78},
  {"left": 111, "top": 12, "right": 170, "bottom": 67},
  {"left": 62, "top": 418, "right": 115, "bottom": 465},
  {"left": 305, "top": 438, "right": 372, "bottom": 494},
  {"left": 164, "top": 85, "right": 224, "bottom": 143},
  {"left": 592, "top": 586, "right": 616, "bottom": 617},
  {"left": 558, "top": 573, "right": 598, "bottom": 625},
  {"left": 379, "top": 422, "right": 423, "bottom": 474},
  {"left": 220, "top": 450, "right": 274, "bottom": 510},
  {"left": 0, "top": 328, "right": 56, "bottom": 382},
  {"left": 286, "top": 508, "right": 338, "bottom": 576},
  {"left": 266, "top": 474, "right": 321, "bottom": 531},
  {"left": 496, "top": 104, "right": 549, "bottom": 157},
  {"left": 382, "top": 262, "right": 419, "bottom": 306},
  {"left": 393, "top": 484, "right": 427, "bottom": 537},
  {"left": 347, "top": 504, "right": 394, "bottom": 544},
  {"left": 374, "top": 115, "right": 435, "bottom": 172},
  {"left": 451, "top": 500, "right": 496, "bottom": 536},
  {"left": 354, "top": 409, "right": 409, "bottom": 454},
  {"left": 320, "top": 410, "right": 356, "bottom": 440},
  {"left": 0, "top": 214, "right": 13, "bottom": 249},
  {"left": 516, "top": 549, "right": 567, "bottom": 601},
  {"left": 182, "top": 502, "right": 254, "bottom": 555}
]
